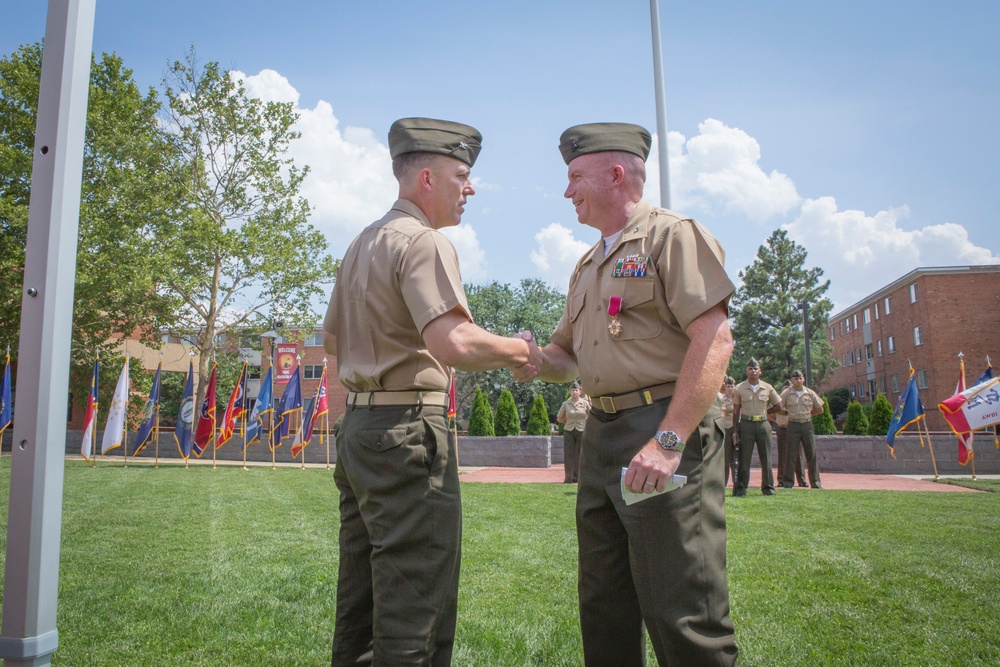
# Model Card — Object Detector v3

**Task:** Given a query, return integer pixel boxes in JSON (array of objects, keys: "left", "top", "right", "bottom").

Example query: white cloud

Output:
[
  {"left": 240, "top": 70, "right": 396, "bottom": 258},
  {"left": 645, "top": 120, "right": 800, "bottom": 220},
  {"left": 440, "top": 224, "right": 489, "bottom": 283},
  {"left": 785, "top": 196, "right": 1000, "bottom": 308},
  {"left": 529, "top": 223, "right": 594, "bottom": 291}
]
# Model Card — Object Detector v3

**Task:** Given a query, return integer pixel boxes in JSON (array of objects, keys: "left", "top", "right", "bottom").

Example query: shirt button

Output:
[
  {"left": 593, "top": 340, "right": 598, "bottom": 346},
  {"left": 594, "top": 377, "right": 600, "bottom": 383}
]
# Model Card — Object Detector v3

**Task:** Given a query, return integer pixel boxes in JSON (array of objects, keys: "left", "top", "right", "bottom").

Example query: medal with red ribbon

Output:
[{"left": 608, "top": 296, "right": 624, "bottom": 337}]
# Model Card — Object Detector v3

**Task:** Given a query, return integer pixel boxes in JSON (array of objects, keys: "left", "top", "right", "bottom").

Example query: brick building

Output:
[{"left": 823, "top": 265, "right": 1000, "bottom": 431}]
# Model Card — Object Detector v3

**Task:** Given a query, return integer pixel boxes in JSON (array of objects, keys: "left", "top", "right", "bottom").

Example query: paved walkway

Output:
[{"left": 459, "top": 466, "right": 989, "bottom": 492}]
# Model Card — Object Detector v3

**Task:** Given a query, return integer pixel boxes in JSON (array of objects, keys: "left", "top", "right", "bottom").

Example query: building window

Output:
[
  {"left": 869, "top": 380, "right": 878, "bottom": 398},
  {"left": 891, "top": 375, "right": 899, "bottom": 392},
  {"left": 850, "top": 384, "right": 856, "bottom": 398},
  {"left": 849, "top": 350, "right": 855, "bottom": 366},
  {"left": 917, "top": 369, "right": 928, "bottom": 389},
  {"left": 874, "top": 302, "right": 880, "bottom": 320},
  {"left": 840, "top": 321, "right": 845, "bottom": 335},
  {"left": 853, "top": 314, "right": 858, "bottom": 329},
  {"left": 863, "top": 308, "right": 871, "bottom": 324},
  {"left": 909, "top": 283, "right": 919, "bottom": 303},
  {"left": 914, "top": 326, "right": 923, "bottom": 346},
  {"left": 856, "top": 347, "right": 862, "bottom": 364},
  {"left": 865, "top": 344, "right": 873, "bottom": 360},
  {"left": 842, "top": 353, "right": 847, "bottom": 366},
  {"left": 303, "top": 364, "right": 325, "bottom": 379},
  {"left": 884, "top": 296, "right": 892, "bottom": 314},
  {"left": 859, "top": 383, "right": 866, "bottom": 398},
  {"left": 845, "top": 319, "right": 851, "bottom": 333},
  {"left": 829, "top": 327, "right": 835, "bottom": 341},
  {"left": 304, "top": 332, "right": 323, "bottom": 346},
  {"left": 880, "top": 377, "right": 886, "bottom": 393},
  {"left": 888, "top": 336, "right": 896, "bottom": 354}
]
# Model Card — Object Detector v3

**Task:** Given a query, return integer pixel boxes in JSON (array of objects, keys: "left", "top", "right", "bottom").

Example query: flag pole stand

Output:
[
  {"left": 921, "top": 419, "right": 939, "bottom": 480},
  {"left": 969, "top": 447, "right": 977, "bottom": 480}
]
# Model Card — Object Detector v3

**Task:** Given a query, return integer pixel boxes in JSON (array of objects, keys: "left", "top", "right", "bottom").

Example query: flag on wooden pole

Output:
[
  {"left": 175, "top": 361, "right": 195, "bottom": 459},
  {"left": 193, "top": 363, "right": 218, "bottom": 457},
  {"left": 80, "top": 353, "right": 100, "bottom": 462},
  {"left": 101, "top": 357, "right": 130, "bottom": 455},
  {"left": 218, "top": 361, "right": 248, "bottom": 447},
  {"left": 131, "top": 362, "right": 161, "bottom": 457}
]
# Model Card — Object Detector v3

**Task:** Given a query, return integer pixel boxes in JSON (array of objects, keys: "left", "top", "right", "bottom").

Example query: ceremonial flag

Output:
[
  {"left": 193, "top": 363, "right": 218, "bottom": 457},
  {"left": 0, "top": 347, "right": 12, "bottom": 438},
  {"left": 175, "top": 361, "right": 195, "bottom": 459},
  {"left": 131, "top": 362, "right": 161, "bottom": 457},
  {"left": 218, "top": 361, "right": 248, "bottom": 447},
  {"left": 274, "top": 363, "right": 302, "bottom": 446},
  {"left": 80, "top": 353, "right": 100, "bottom": 462},
  {"left": 938, "top": 376, "right": 1000, "bottom": 436},
  {"left": 974, "top": 359, "right": 999, "bottom": 448},
  {"left": 291, "top": 367, "right": 328, "bottom": 458},
  {"left": 886, "top": 369, "right": 924, "bottom": 458},
  {"left": 448, "top": 373, "right": 457, "bottom": 423},
  {"left": 245, "top": 366, "right": 273, "bottom": 450},
  {"left": 101, "top": 357, "right": 130, "bottom": 455}
]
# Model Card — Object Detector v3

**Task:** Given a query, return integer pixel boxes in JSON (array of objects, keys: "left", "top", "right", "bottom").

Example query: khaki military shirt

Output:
[
  {"left": 550, "top": 199, "right": 735, "bottom": 396},
  {"left": 781, "top": 387, "right": 823, "bottom": 422},
  {"left": 720, "top": 394, "right": 734, "bottom": 429},
  {"left": 557, "top": 397, "right": 591, "bottom": 432},
  {"left": 323, "top": 199, "right": 469, "bottom": 393},
  {"left": 733, "top": 381, "right": 781, "bottom": 419}
]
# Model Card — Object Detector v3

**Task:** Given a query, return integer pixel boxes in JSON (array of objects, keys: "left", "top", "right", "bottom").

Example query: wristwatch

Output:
[{"left": 653, "top": 430, "right": 684, "bottom": 453}]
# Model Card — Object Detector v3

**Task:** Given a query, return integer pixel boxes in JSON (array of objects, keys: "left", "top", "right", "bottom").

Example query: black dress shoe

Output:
[
  {"left": 732, "top": 490, "right": 746, "bottom": 497},
  {"left": 811, "top": 484, "right": 822, "bottom": 489},
  {"left": 798, "top": 482, "right": 809, "bottom": 488},
  {"left": 779, "top": 483, "right": 794, "bottom": 489},
  {"left": 762, "top": 489, "right": 776, "bottom": 496}
]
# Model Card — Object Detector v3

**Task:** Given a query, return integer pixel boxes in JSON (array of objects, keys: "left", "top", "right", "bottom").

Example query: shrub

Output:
[
  {"left": 467, "top": 386, "right": 495, "bottom": 436},
  {"left": 494, "top": 389, "right": 520, "bottom": 436},
  {"left": 812, "top": 397, "right": 837, "bottom": 435},
  {"left": 826, "top": 387, "right": 850, "bottom": 419},
  {"left": 843, "top": 400, "right": 869, "bottom": 435},
  {"left": 526, "top": 394, "right": 551, "bottom": 435},
  {"left": 868, "top": 393, "right": 894, "bottom": 436}
]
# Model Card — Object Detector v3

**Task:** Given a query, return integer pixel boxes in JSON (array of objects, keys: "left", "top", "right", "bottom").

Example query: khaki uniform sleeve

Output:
[
  {"left": 659, "top": 219, "right": 736, "bottom": 331},
  {"left": 399, "top": 230, "right": 470, "bottom": 333},
  {"left": 768, "top": 387, "right": 782, "bottom": 408}
]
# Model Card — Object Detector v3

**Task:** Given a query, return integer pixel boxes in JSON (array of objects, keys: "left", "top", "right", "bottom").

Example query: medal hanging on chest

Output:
[{"left": 608, "top": 296, "right": 624, "bottom": 338}]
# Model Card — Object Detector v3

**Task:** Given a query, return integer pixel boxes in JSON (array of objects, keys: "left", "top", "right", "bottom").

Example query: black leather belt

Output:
[{"left": 591, "top": 382, "right": 674, "bottom": 414}]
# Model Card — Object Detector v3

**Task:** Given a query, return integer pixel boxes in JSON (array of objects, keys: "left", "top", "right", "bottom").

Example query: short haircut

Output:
[{"left": 392, "top": 151, "right": 442, "bottom": 180}]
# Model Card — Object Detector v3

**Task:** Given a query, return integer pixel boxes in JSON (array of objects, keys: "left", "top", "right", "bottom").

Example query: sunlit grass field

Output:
[{"left": 0, "top": 458, "right": 998, "bottom": 665}]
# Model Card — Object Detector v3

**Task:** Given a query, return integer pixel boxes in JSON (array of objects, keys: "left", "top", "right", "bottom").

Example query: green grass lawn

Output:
[{"left": 1, "top": 459, "right": 998, "bottom": 666}]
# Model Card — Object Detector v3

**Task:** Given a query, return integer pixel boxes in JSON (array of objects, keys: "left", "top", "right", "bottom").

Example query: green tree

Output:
[
  {"left": 460, "top": 278, "right": 568, "bottom": 422},
  {"left": 494, "top": 389, "right": 520, "bottom": 436},
  {"left": 467, "top": 386, "right": 494, "bottom": 437},
  {"left": 868, "top": 393, "right": 894, "bottom": 436},
  {"left": 728, "top": 229, "right": 837, "bottom": 386},
  {"left": 0, "top": 43, "right": 177, "bottom": 397},
  {"left": 812, "top": 397, "right": 837, "bottom": 435},
  {"left": 843, "top": 400, "right": 869, "bottom": 435},
  {"left": 526, "top": 394, "right": 551, "bottom": 435},
  {"left": 825, "top": 387, "right": 850, "bottom": 420},
  {"left": 153, "top": 48, "right": 336, "bottom": 404}
]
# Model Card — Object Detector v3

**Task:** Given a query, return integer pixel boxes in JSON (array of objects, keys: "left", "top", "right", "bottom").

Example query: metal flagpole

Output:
[
  {"left": 649, "top": 0, "right": 671, "bottom": 209},
  {"left": 0, "top": 2, "right": 96, "bottom": 664}
]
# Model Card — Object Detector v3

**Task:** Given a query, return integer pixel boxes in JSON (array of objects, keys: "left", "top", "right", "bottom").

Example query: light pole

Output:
[{"left": 798, "top": 301, "right": 812, "bottom": 386}]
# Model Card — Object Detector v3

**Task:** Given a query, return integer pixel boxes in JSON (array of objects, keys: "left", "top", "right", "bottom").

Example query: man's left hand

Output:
[{"left": 623, "top": 441, "right": 682, "bottom": 493}]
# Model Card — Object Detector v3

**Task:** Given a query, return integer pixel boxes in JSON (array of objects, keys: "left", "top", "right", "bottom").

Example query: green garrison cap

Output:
[
  {"left": 746, "top": 357, "right": 761, "bottom": 369},
  {"left": 558, "top": 122, "right": 653, "bottom": 165},
  {"left": 790, "top": 370, "right": 804, "bottom": 379},
  {"left": 388, "top": 117, "right": 483, "bottom": 167}
]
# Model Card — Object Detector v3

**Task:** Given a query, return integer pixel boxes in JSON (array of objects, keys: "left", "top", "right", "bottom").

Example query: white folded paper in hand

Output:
[{"left": 620, "top": 467, "right": 687, "bottom": 505}]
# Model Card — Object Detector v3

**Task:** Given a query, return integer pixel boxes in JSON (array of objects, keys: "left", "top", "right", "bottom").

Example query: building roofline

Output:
[{"left": 831, "top": 264, "right": 1000, "bottom": 319}]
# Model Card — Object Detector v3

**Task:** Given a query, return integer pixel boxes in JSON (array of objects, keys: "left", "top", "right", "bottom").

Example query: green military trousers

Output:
[
  {"left": 786, "top": 420, "right": 821, "bottom": 488},
  {"left": 576, "top": 398, "right": 738, "bottom": 666},
  {"left": 331, "top": 403, "right": 460, "bottom": 666}
]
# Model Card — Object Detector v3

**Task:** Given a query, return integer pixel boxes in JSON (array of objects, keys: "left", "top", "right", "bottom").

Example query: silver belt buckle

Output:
[{"left": 599, "top": 396, "right": 617, "bottom": 414}]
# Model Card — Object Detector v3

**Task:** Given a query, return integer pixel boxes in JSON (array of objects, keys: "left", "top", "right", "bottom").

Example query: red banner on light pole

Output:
[{"left": 275, "top": 343, "right": 298, "bottom": 384}]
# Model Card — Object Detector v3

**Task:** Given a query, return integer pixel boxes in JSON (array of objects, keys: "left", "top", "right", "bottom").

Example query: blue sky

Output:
[{"left": 4, "top": 1, "right": 998, "bottom": 311}]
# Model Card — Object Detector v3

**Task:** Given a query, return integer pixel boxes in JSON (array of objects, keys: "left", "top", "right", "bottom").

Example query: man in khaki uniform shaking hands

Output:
[
  {"left": 530, "top": 122, "right": 738, "bottom": 666},
  {"left": 779, "top": 370, "right": 825, "bottom": 489},
  {"left": 324, "top": 117, "right": 543, "bottom": 666}
]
